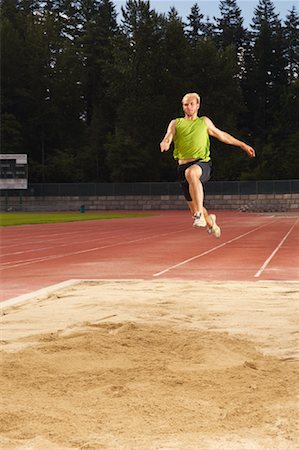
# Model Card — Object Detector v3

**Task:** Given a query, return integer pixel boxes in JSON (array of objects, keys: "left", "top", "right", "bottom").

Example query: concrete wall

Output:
[{"left": 1, "top": 193, "right": 299, "bottom": 212}]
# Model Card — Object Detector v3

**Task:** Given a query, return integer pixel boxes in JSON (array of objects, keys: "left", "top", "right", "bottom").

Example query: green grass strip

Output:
[{"left": 0, "top": 212, "right": 157, "bottom": 226}]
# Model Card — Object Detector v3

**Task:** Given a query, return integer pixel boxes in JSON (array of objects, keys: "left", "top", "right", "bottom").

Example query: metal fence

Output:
[{"left": 1, "top": 180, "right": 299, "bottom": 197}]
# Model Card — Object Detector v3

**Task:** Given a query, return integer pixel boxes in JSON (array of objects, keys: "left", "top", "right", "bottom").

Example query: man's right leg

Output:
[
  {"left": 185, "top": 165, "right": 204, "bottom": 216},
  {"left": 187, "top": 201, "right": 220, "bottom": 235},
  {"left": 187, "top": 201, "right": 210, "bottom": 225},
  {"left": 185, "top": 165, "right": 207, "bottom": 227},
  {"left": 188, "top": 200, "right": 221, "bottom": 237},
  {"left": 183, "top": 163, "right": 221, "bottom": 236}
]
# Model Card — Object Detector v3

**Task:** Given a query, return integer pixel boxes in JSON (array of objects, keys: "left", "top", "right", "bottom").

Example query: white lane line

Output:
[
  {"left": 153, "top": 222, "right": 273, "bottom": 277},
  {"left": 0, "top": 228, "right": 187, "bottom": 270},
  {"left": 254, "top": 218, "right": 298, "bottom": 278},
  {"left": 0, "top": 228, "right": 155, "bottom": 257},
  {"left": 0, "top": 227, "right": 152, "bottom": 252}
]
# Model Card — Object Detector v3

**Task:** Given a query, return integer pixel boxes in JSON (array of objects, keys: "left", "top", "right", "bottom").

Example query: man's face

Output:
[{"left": 182, "top": 97, "right": 200, "bottom": 117}]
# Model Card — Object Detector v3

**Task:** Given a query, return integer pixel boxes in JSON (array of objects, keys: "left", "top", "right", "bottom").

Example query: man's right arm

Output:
[{"left": 160, "top": 120, "right": 176, "bottom": 152}]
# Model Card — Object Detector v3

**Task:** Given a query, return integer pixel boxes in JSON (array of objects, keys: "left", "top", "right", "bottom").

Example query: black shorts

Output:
[{"left": 177, "top": 159, "right": 212, "bottom": 201}]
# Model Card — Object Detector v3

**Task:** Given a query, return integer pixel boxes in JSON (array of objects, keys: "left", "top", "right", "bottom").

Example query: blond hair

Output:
[{"left": 182, "top": 92, "right": 201, "bottom": 105}]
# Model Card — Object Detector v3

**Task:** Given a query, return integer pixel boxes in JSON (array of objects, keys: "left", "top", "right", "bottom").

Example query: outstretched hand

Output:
[{"left": 243, "top": 144, "right": 255, "bottom": 158}]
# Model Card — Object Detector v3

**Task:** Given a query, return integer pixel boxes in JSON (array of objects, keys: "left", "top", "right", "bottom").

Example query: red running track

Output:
[{"left": 1, "top": 211, "right": 298, "bottom": 302}]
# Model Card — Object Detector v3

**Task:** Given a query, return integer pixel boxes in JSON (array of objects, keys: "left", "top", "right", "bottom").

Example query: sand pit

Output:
[{"left": 1, "top": 280, "right": 298, "bottom": 449}]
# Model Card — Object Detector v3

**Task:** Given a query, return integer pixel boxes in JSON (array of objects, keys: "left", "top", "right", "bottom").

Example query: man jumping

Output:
[{"left": 160, "top": 92, "right": 255, "bottom": 237}]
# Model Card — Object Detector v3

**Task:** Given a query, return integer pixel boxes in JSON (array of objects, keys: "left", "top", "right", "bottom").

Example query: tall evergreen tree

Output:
[
  {"left": 1, "top": 2, "right": 25, "bottom": 153},
  {"left": 105, "top": 0, "right": 169, "bottom": 181},
  {"left": 241, "top": 0, "right": 289, "bottom": 178},
  {"left": 284, "top": 6, "right": 299, "bottom": 82},
  {"left": 77, "top": 0, "right": 119, "bottom": 181},
  {"left": 68, "top": 0, "right": 118, "bottom": 126},
  {"left": 186, "top": 3, "right": 204, "bottom": 44},
  {"left": 272, "top": 79, "right": 299, "bottom": 178},
  {"left": 201, "top": 15, "right": 217, "bottom": 40},
  {"left": 251, "top": 0, "right": 279, "bottom": 29},
  {"left": 162, "top": 7, "right": 189, "bottom": 109},
  {"left": 214, "top": 0, "right": 248, "bottom": 81},
  {"left": 1, "top": 1, "right": 53, "bottom": 179},
  {"left": 216, "top": 0, "right": 246, "bottom": 49},
  {"left": 31, "top": 0, "right": 89, "bottom": 182},
  {"left": 243, "top": 0, "right": 287, "bottom": 138}
]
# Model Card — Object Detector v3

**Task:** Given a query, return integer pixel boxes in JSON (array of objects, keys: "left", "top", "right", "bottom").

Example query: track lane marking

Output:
[
  {"left": 0, "top": 227, "right": 164, "bottom": 258},
  {"left": 153, "top": 221, "right": 277, "bottom": 277},
  {"left": 0, "top": 226, "right": 157, "bottom": 251},
  {"left": 254, "top": 218, "right": 298, "bottom": 278},
  {"left": 0, "top": 228, "right": 188, "bottom": 270}
]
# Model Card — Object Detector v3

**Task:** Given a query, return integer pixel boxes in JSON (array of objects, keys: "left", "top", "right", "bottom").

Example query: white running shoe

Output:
[
  {"left": 193, "top": 213, "right": 207, "bottom": 228},
  {"left": 207, "top": 214, "right": 221, "bottom": 238}
]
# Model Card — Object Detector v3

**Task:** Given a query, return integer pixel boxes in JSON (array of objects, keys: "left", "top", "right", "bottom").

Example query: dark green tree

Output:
[
  {"left": 0, "top": 2, "right": 25, "bottom": 154},
  {"left": 284, "top": 6, "right": 299, "bottom": 82},
  {"left": 162, "top": 8, "right": 189, "bottom": 111},
  {"left": 105, "top": 1, "right": 178, "bottom": 181},
  {"left": 68, "top": 0, "right": 118, "bottom": 125},
  {"left": 1, "top": 1, "right": 51, "bottom": 179},
  {"left": 215, "top": 0, "right": 246, "bottom": 49},
  {"left": 201, "top": 15, "right": 217, "bottom": 40},
  {"left": 243, "top": 0, "right": 287, "bottom": 137},
  {"left": 186, "top": 3, "right": 205, "bottom": 44},
  {"left": 1, "top": 113, "right": 23, "bottom": 153},
  {"left": 72, "top": 0, "right": 119, "bottom": 181},
  {"left": 240, "top": 0, "right": 290, "bottom": 179},
  {"left": 272, "top": 78, "right": 299, "bottom": 179}
]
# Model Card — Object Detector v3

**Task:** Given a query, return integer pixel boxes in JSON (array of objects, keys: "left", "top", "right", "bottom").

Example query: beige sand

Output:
[{"left": 1, "top": 280, "right": 298, "bottom": 450}]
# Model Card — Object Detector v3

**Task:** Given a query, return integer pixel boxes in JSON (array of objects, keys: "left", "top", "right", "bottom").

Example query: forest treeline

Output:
[{"left": 1, "top": 0, "right": 299, "bottom": 182}]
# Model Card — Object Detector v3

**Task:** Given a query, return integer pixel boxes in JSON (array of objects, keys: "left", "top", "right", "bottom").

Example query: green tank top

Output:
[{"left": 173, "top": 116, "right": 210, "bottom": 161}]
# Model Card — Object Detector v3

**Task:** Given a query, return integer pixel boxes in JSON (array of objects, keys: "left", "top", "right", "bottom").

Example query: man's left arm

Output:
[{"left": 203, "top": 116, "right": 255, "bottom": 158}]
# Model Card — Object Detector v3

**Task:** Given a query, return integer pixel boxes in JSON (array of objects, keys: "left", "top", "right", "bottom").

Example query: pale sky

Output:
[{"left": 115, "top": 0, "right": 298, "bottom": 26}]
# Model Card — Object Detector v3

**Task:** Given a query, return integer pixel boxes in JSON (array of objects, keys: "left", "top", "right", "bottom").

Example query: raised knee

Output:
[{"left": 185, "top": 166, "right": 202, "bottom": 182}]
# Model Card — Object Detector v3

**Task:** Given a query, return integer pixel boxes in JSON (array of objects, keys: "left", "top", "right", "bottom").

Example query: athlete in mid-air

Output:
[{"left": 160, "top": 92, "right": 255, "bottom": 237}]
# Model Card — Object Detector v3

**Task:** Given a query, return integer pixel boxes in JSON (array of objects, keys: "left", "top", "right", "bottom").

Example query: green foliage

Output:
[
  {"left": 216, "top": 0, "right": 246, "bottom": 48},
  {"left": 1, "top": 0, "right": 298, "bottom": 182},
  {"left": 0, "top": 113, "right": 23, "bottom": 153},
  {"left": 284, "top": 6, "right": 299, "bottom": 82},
  {"left": 186, "top": 4, "right": 204, "bottom": 44},
  {"left": 105, "top": 129, "right": 148, "bottom": 181},
  {"left": 46, "top": 149, "right": 85, "bottom": 182},
  {"left": 240, "top": 0, "right": 292, "bottom": 180}
]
